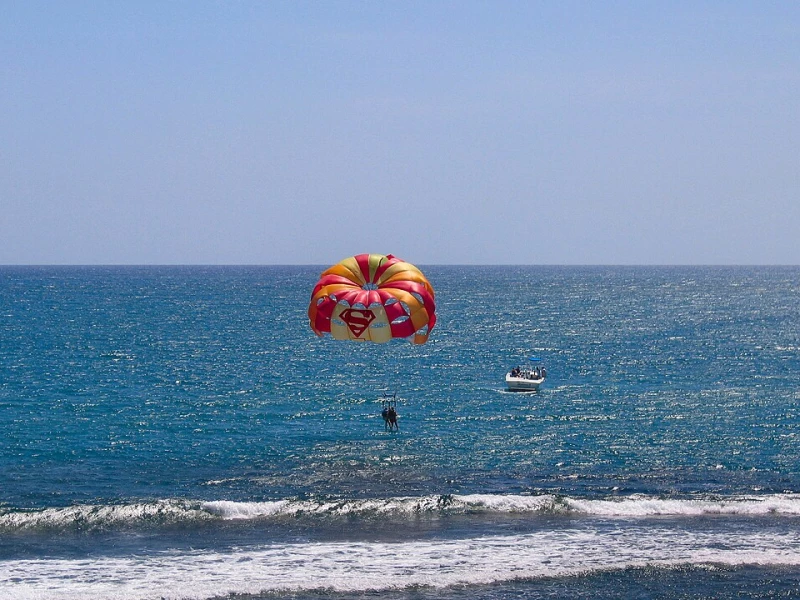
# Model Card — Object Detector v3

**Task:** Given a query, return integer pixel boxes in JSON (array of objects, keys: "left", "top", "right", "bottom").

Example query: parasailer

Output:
[
  {"left": 308, "top": 253, "right": 436, "bottom": 344},
  {"left": 381, "top": 393, "right": 399, "bottom": 431}
]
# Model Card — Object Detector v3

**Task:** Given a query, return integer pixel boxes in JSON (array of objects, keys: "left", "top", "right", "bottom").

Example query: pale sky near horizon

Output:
[{"left": 2, "top": 1, "right": 798, "bottom": 265}]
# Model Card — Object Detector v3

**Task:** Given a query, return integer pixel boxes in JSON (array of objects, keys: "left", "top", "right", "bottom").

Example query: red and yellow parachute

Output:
[{"left": 308, "top": 254, "right": 436, "bottom": 344}]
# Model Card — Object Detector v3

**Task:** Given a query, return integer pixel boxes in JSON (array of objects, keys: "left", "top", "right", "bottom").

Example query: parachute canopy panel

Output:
[{"left": 308, "top": 254, "right": 436, "bottom": 344}]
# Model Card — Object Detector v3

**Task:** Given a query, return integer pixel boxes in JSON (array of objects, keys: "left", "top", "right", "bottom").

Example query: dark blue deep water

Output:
[{"left": 1, "top": 265, "right": 800, "bottom": 599}]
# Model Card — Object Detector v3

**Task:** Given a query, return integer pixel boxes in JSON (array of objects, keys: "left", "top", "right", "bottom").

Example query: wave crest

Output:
[
  {"left": 4, "top": 493, "right": 800, "bottom": 533},
  {"left": 0, "top": 500, "right": 213, "bottom": 532},
  {"left": 200, "top": 493, "right": 566, "bottom": 520}
]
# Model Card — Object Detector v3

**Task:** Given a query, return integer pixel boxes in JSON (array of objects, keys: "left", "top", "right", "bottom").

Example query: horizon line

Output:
[{"left": 2, "top": 263, "right": 799, "bottom": 268}]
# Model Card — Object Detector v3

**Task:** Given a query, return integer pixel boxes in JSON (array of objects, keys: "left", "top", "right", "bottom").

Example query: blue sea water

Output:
[{"left": 1, "top": 265, "right": 800, "bottom": 599}]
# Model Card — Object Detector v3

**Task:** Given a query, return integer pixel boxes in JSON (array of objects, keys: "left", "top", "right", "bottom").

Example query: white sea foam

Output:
[
  {"left": 2, "top": 521, "right": 800, "bottom": 600},
  {"left": 0, "top": 500, "right": 212, "bottom": 531},
  {"left": 565, "top": 494, "right": 800, "bottom": 517},
  {"left": 201, "top": 494, "right": 496, "bottom": 519},
  {"left": 203, "top": 492, "right": 800, "bottom": 520},
  {"left": 5, "top": 493, "right": 800, "bottom": 532}
]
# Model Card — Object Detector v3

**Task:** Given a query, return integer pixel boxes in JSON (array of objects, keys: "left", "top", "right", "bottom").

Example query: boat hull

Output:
[{"left": 505, "top": 374, "right": 544, "bottom": 391}]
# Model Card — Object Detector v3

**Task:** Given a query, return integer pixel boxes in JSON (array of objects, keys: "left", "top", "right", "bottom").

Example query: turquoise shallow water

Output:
[{"left": 1, "top": 265, "right": 800, "bottom": 599}]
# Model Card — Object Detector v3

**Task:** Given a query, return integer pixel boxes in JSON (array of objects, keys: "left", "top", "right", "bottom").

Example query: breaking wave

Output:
[
  {"left": 3, "top": 493, "right": 800, "bottom": 533},
  {"left": 0, "top": 500, "right": 214, "bottom": 532},
  {"left": 3, "top": 520, "right": 800, "bottom": 600}
]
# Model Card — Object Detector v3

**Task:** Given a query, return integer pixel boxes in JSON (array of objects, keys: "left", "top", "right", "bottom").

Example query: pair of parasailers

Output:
[{"left": 381, "top": 404, "right": 399, "bottom": 430}]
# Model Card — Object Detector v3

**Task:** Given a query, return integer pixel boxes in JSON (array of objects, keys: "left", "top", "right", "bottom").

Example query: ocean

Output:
[{"left": 1, "top": 265, "right": 799, "bottom": 599}]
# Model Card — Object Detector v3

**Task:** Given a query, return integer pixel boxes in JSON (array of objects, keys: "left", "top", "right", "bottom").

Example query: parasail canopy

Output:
[{"left": 308, "top": 253, "right": 436, "bottom": 344}]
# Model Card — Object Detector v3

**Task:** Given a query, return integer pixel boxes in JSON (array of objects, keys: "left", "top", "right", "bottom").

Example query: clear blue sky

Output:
[{"left": 2, "top": 1, "right": 798, "bottom": 265}]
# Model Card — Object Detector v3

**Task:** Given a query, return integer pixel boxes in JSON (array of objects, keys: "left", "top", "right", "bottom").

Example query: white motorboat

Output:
[{"left": 505, "top": 358, "right": 546, "bottom": 391}]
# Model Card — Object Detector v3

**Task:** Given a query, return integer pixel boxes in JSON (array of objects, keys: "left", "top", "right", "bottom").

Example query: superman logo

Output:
[{"left": 340, "top": 308, "right": 376, "bottom": 338}]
